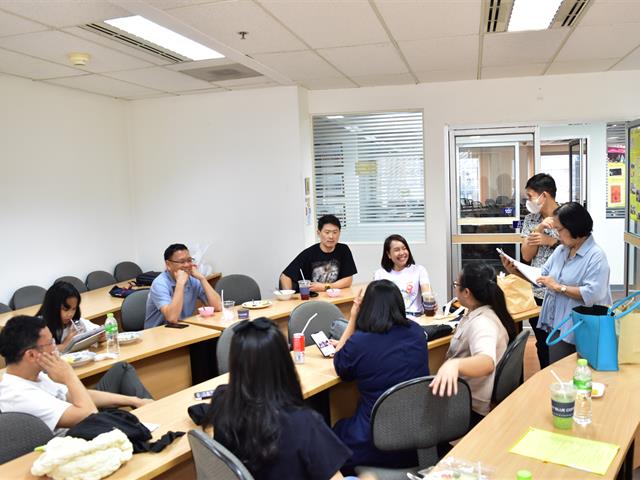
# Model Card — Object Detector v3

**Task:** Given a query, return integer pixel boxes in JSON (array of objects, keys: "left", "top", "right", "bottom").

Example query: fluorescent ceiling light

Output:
[
  {"left": 105, "top": 15, "right": 224, "bottom": 61},
  {"left": 508, "top": 0, "right": 563, "bottom": 32}
]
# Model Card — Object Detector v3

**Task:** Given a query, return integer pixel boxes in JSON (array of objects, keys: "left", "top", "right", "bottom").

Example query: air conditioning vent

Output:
[
  {"left": 551, "top": 0, "right": 591, "bottom": 28},
  {"left": 484, "top": 0, "right": 590, "bottom": 33},
  {"left": 485, "top": 0, "right": 514, "bottom": 33},
  {"left": 81, "top": 23, "right": 188, "bottom": 63},
  {"left": 179, "top": 64, "right": 263, "bottom": 83}
]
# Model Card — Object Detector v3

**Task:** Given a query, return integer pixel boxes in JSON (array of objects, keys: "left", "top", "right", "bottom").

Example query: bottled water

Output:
[
  {"left": 105, "top": 313, "right": 120, "bottom": 357},
  {"left": 573, "top": 358, "right": 592, "bottom": 425}
]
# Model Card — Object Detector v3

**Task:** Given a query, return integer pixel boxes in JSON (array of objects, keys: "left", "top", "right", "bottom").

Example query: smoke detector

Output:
[{"left": 68, "top": 52, "right": 91, "bottom": 66}]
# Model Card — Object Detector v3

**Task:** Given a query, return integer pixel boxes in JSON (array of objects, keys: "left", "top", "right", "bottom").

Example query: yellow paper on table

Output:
[{"left": 509, "top": 427, "right": 619, "bottom": 475}]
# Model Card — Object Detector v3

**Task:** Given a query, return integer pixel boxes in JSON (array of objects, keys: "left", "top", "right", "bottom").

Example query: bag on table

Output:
[
  {"left": 497, "top": 274, "right": 537, "bottom": 315},
  {"left": 108, "top": 286, "right": 138, "bottom": 298},
  {"left": 612, "top": 291, "right": 640, "bottom": 365},
  {"left": 134, "top": 271, "right": 161, "bottom": 287},
  {"left": 546, "top": 304, "right": 620, "bottom": 371}
]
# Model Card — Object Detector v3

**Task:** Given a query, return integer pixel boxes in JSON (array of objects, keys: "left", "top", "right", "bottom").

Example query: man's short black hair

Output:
[
  {"left": 317, "top": 214, "right": 341, "bottom": 231},
  {"left": 164, "top": 243, "right": 189, "bottom": 261},
  {"left": 525, "top": 173, "right": 557, "bottom": 198},
  {"left": 0, "top": 316, "right": 47, "bottom": 364}
]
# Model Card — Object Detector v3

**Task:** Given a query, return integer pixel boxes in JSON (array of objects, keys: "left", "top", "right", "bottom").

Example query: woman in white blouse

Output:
[
  {"left": 374, "top": 234, "right": 432, "bottom": 317},
  {"left": 430, "top": 263, "right": 516, "bottom": 426}
]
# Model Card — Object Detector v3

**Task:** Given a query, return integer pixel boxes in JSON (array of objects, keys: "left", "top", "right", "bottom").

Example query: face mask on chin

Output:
[{"left": 526, "top": 194, "right": 543, "bottom": 214}]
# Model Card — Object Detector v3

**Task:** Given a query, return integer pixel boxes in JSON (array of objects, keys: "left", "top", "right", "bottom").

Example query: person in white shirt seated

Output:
[
  {"left": 37, "top": 281, "right": 102, "bottom": 353},
  {"left": 0, "top": 316, "right": 153, "bottom": 435},
  {"left": 374, "top": 234, "right": 433, "bottom": 318}
]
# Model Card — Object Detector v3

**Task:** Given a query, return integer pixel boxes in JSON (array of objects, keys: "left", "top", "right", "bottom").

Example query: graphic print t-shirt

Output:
[{"left": 282, "top": 243, "right": 357, "bottom": 290}]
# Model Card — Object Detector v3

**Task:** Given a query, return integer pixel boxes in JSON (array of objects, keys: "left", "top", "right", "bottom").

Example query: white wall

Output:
[
  {"left": 307, "top": 70, "right": 640, "bottom": 300},
  {"left": 127, "top": 86, "right": 307, "bottom": 297},
  {"left": 0, "top": 74, "right": 134, "bottom": 305}
]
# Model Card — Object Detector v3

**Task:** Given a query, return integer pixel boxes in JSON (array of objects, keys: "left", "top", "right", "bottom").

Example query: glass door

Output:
[
  {"left": 569, "top": 138, "right": 587, "bottom": 208},
  {"left": 448, "top": 127, "right": 539, "bottom": 297}
]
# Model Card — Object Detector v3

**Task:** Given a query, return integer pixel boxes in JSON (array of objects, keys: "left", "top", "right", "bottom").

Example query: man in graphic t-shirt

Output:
[{"left": 280, "top": 215, "right": 357, "bottom": 293}]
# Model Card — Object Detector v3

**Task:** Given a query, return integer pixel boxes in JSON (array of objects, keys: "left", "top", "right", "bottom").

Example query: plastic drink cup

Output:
[
  {"left": 550, "top": 382, "right": 576, "bottom": 429},
  {"left": 223, "top": 300, "right": 236, "bottom": 321},
  {"left": 423, "top": 292, "right": 437, "bottom": 317},
  {"left": 298, "top": 280, "right": 311, "bottom": 300},
  {"left": 293, "top": 333, "right": 305, "bottom": 364}
]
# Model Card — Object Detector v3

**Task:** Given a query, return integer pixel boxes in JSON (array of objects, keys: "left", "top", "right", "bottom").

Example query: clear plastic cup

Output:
[
  {"left": 298, "top": 280, "right": 311, "bottom": 300},
  {"left": 550, "top": 382, "right": 576, "bottom": 429},
  {"left": 223, "top": 300, "right": 236, "bottom": 321}
]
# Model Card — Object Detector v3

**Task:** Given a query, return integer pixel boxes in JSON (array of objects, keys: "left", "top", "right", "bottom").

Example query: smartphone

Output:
[
  {"left": 165, "top": 323, "right": 189, "bottom": 329},
  {"left": 496, "top": 247, "right": 506, "bottom": 257},
  {"left": 309, "top": 291, "right": 319, "bottom": 298},
  {"left": 311, "top": 331, "right": 336, "bottom": 358},
  {"left": 194, "top": 389, "right": 215, "bottom": 400}
]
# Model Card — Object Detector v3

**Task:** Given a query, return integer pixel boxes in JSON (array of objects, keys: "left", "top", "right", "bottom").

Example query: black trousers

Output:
[{"left": 529, "top": 297, "right": 550, "bottom": 369}]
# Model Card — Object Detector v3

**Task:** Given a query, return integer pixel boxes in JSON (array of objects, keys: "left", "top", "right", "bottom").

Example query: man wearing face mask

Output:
[{"left": 520, "top": 174, "right": 560, "bottom": 369}]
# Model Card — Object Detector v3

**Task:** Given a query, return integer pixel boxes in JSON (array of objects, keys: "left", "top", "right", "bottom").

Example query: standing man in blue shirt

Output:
[{"left": 145, "top": 244, "right": 222, "bottom": 329}]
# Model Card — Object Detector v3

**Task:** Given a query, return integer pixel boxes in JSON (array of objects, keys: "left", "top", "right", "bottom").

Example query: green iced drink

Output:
[{"left": 550, "top": 382, "right": 576, "bottom": 430}]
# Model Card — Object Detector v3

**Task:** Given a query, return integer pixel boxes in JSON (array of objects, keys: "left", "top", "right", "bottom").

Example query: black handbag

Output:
[
  {"left": 422, "top": 323, "right": 454, "bottom": 341},
  {"left": 135, "top": 271, "right": 161, "bottom": 287}
]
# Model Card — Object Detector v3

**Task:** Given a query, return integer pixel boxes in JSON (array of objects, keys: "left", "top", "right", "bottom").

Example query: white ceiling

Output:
[{"left": 0, "top": 0, "right": 638, "bottom": 100}]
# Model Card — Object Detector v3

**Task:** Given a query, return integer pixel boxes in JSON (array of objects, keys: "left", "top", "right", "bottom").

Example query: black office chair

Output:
[
  {"left": 214, "top": 274, "right": 261, "bottom": 305},
  {"left": 288, "top": 301, "right": 344, "bottom": 347},
  {"left": 120, "top": 290, "right": 149, "bottom": 331},
  {"left": 53, "top": 276, "right": 88, "bottom": 293},
  {"left": 355, "top": 376, "right": 472, "bottom": 480},
  {"left": 188, "top": 429, "right": 255, "bottom": 480},
  {"left": 492, "top": 329, "right": 531, "bottom": 406},
  {"left": 10, "top": 285, "right": 46, "bottom": 309},
  {"left": 114, "top": 261, "right": 143, "bottom": 282},
  {"left": 216, "top": 325, "right": 237, "bottom": 375},
  {"left": 0, "top": 412, "right": 53, "bottom": 464},
  {"left": 85, "top": 270, "right": 117, "bottom": 290},
  {"left": 0, "top": 302, "right": 11, "bottom": 314}
]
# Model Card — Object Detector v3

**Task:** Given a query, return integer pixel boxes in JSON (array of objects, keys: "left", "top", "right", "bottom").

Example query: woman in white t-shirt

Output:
[
  {"left": 36, "top": 281, "right": 102, "bottom": 352},
  {"left": 430, "top": 263, "right": 516, "bottom": 426},
  {"left": 374, "top": 234, "right": 432, "bottom": 317}
]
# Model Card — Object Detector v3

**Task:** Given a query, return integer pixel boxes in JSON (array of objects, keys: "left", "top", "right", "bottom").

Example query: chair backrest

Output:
[
  {"left": 0, "top": 412, "right": 53, "bottom": 464},
  {"left": 188, "top": 429, "right": 255, "bottom": 480},
  {"left": 121, "top": 290, "right": 149, "bottom": 331},
  {"left": 53, "top": 276, "right": 88, "bottom": 293},
  {"left": 10, "top": 285, "right": 46, "bottom": 310},
  {"left": 371, "top": 376, "right": 472, "bottom": 468},
  {"left": 0, "top": 302, "right": 11, "bottom": 314},
  {"left": 214, "top": 275, "right": 261, "bottom": 305},
  {"left": 85, "top": 270, "right": 117, "bottom": 290},
  {"left": 492, "top": 329, "right": 531, "bottom": 405},
  {"left": 114, "top": 261, "right": 143, "bottom": 282},
  {"left": 216, "top": 325, "right": 237, "bottom": 375},
  {"left": 288, "top": 301, "right": 344, "bottom": 346}
]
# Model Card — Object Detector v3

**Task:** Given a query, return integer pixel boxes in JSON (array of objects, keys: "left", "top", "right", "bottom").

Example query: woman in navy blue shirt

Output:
[
  {"left": 333, "top": 280, "right": 429, "bottom": 473},
  {"left": 203, "top": 317, "right": 351, "bottom": 480}
]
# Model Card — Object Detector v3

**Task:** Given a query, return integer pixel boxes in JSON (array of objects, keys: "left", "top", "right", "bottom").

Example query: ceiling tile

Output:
[
  {"left": 46, "top": 74, "right": 160, "bottom": 98},
  {"left": 546, "top": 58, "right": 619, "bottom": 74},
  {"left": 318, "top": 43, "right": 407, "bottom": 77},
  {"left": 400, "top": 35, "right": 478, "bottom": 72},
  {"left": 611, "top": 46, "right": 640, "bottom": 71},
  {"left": 0, "top": 9, "right": 49, "bottom": 37},
  {"left": 0, "top": 0, "right": 132, "bottom": 28},
  {"left": 147, "top": 0, "right": 222, "bottom": 10},
  {"left": 298, "top": 76, "right": 358, "bottom": 89},
  {"left": 260, "top": 0, "right": 388, "bottom": 49},
  {"left": 212, "top": 75, "right": 277, "bottom": 88},
  {"left": 579, "top": 0, "right": 640, "bottom": 26},
  {"left": 252, "top": 50, "right": 342, "bottom": 80},
  {"left": 0, "top": 30, "right": 154, "bottom": 73},
  {"left": 122, "top": 92, "right": 175, "bottom": 101},
  {"left": 556, "top": 24, "right": 640, "bottom": 61},
  {"left": 482, "top": 29, "right": 568, "bottom": 67},
  {"left": 63, "top": 26, "right": 172, "bottom": 66},
  {"left": 375, "top": 0, "right": 481, "bottom": 41},
  {"left": 351, "top": 72, "right": 415, "bottom": 87},
  {"left": 169, "top": 0, "right": 306, "bottom": 54},
  {"left": 175, "top": 86, "right": 225, "bottom": 95},
  {"left": 0, "top": 47, "right": 84, "bottom": 79},
  {"left": 481, "top": 63, "right": 546, "bottom": 79},
  {"left": 166, "top": 57, "right": 237, "bottom": 71},
  {"left": 105, "top": 66, "right": 212, "bottom": 92},
  {"left": 415, "top": 68, "right": 476, "bottom": 83}
]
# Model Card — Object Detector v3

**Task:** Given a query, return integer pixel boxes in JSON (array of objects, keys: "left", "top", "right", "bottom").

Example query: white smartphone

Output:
[
  {"left": 194, "top": 389, "right": 215, "bottom": 400},
  {"left": 310, "top": 331, "right": 336, "bottom": 358}
]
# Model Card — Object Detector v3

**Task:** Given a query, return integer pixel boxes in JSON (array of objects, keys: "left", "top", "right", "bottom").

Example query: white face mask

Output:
[{"left": 526, "top": 194, "right": 543, "bottom": 214}]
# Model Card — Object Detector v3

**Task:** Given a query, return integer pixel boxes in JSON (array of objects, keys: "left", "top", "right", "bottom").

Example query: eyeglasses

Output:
[
  {"left": 167, "top": 257, "right": 195, "bottom": 265},
  {"left": 20, "top": 338, "right": 57, "bottom": 356},
  {"left": 452, "top": 281, "right": 462, "bottom": 289}
]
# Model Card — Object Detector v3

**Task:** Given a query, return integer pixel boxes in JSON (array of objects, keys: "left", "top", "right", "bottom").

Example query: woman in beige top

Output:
[{"left": 431, "top": 263, "right": 516, "bottom": 426}]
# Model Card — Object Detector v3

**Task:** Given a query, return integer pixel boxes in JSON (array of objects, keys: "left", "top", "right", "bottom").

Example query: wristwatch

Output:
[
  {"left": 560, "top": 285, "right": 567, "bottom": 294},
  {"left": 325, "top": 283, "right": 331, "bottom": 291}
]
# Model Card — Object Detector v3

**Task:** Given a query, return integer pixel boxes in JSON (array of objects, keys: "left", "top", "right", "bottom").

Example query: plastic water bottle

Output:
[
  {"left": 573, "top": 358, "right": 592, "bottom": 425},
  {"left": 105, "top": 313, "right": 120, "bottom": 357}
]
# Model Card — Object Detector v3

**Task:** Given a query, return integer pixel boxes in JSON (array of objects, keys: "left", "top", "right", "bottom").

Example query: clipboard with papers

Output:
[{"left": 496, "top": 248, "right": 542, "bottom": 286}]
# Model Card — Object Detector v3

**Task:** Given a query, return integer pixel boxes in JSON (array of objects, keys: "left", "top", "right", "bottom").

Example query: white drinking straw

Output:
[
  {"left": 551, "top": 369, "right": 566, "bottom": 390},
  {"left": 300, "top": 313, "right": 318, "bottom": 336},
  {"left": 300, "top": 269, "right": 306, "bottom": 281}
]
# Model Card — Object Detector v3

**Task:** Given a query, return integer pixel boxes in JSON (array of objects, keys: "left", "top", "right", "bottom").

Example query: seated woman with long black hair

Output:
[
  {"left": 203, "top": 317, "right": 351, "bottom": 480},
  {"left": 333, "top": 279, "right": 429, "bottom": 474}
]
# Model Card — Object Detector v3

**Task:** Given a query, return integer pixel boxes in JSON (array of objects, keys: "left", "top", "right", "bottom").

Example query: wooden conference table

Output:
[
  {"left": 0, "top": 273, "right": 222, "bottom": 329},
  {"left": 445, "top": 354, "right": 640, "bottom": 478}
]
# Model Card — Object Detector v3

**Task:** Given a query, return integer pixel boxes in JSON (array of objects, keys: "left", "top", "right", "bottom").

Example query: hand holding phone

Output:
[{"left": 311, "top": 331, "right": 336, "bottom": 358}]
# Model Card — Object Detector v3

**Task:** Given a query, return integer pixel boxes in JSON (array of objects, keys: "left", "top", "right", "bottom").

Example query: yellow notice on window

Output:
[{"left": 509, "top": 427, "right": 619, "bottom": 475}]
